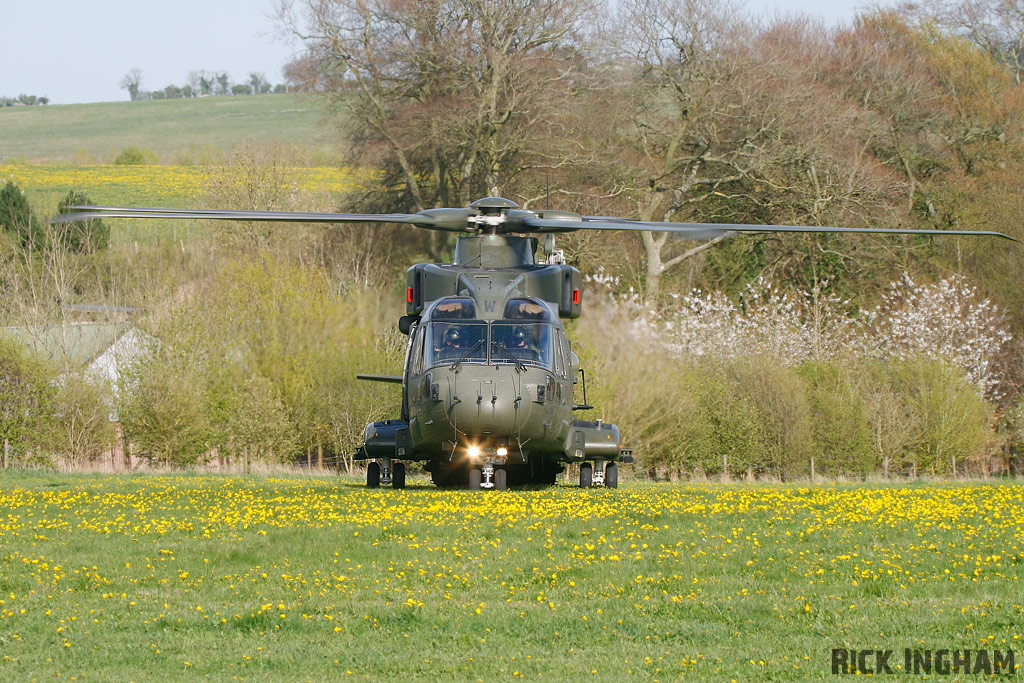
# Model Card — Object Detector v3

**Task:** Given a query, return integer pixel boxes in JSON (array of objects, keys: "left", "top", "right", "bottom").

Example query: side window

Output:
[
  {"left": 553, "top": 329, "right": 565, "bottom": 377},
  {"left": 559, "top": 332, "right": 570, "bottom": 377},
  {"left": 411, "top": 324, "right": 425, "bottom": 374}
]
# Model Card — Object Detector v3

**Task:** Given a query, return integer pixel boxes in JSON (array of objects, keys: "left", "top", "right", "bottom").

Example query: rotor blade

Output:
[
  {"left": 53, "top": 204, "right": 1017, "bottom": 241},
  {"left": 519, "top": 215, "right": 1017, "bottom": 241},
  {"left": 515, "top": 215, "right": 728, "bottom": 239},
  {"left": 54, "top": 206, "right": 475, "bottom": 232}
]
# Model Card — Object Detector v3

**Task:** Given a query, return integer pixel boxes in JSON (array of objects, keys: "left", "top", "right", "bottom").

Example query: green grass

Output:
[
  {"left": 0, "top": 95, "right": 334, "bottom": 163},
  {"left": 0, "top": 473, "right": 1021, "bottom": 680}
]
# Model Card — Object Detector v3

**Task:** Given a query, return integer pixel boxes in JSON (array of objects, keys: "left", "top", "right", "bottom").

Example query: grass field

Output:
[
  {"left": 0, "top": 473, "right": 1020, "bottom": 681},
  {"left": 0, "top": 95, "right": 333, "bottom": 163}
]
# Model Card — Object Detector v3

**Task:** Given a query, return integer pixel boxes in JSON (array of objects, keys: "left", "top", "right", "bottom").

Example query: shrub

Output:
[
  {"left": 116, "top": 255, "right": 402, "bottom": 470},
  {"left": 117, "top": 358, "right": 214, "bottom": 468},
  {"left": 113, "top": 146, "right": 159, "bottom": 165},
  {"left": 54, "top": 372, "right": 117, "bottom": 462},
  {"left": 0, "top": 181, "right": 43, "bottom": 249},
  {"left": 54, "top": 190, "right": 110, "bottom": 253},
  {"left": 0, "top": 335, "right": 59, "bottom": 463},
  {"left": 886, "top": 359, "right": 994, "bottom": 475},
  {"left": 799, "top": 361, "right": 876, "bottom": 476},
  {"left": 731, "top": 359, "right": 815, "bottom": 480},
  {"left": 221, "top": 374, "right": 296, "bottom": 470},
  {"left": 579, "top": 272, "right": 1005, "bottom": 478},
  {"left": 691, "top": 364, "right": 769, "bottom": 478}
]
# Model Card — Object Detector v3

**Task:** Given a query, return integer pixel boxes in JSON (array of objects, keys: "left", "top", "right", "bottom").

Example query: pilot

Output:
[
  {"left": 442, "top": 326, "right": 465, "bottom": 356},
  {"left": 510, "top": 325, "right": 540, "bottom": 362}
]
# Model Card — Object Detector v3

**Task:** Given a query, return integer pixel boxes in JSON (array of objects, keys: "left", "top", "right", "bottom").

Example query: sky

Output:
[{"left": 1, "top": 0, "right": 865, "bottom": 105}]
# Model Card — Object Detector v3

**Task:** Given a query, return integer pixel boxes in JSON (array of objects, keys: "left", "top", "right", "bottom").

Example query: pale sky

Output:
[{"left": 1, "top": 0, "right": 865, "bottom": 105}]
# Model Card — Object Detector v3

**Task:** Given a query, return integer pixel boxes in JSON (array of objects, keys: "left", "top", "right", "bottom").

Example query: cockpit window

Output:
[
  {"left": 490, "top": 322, "right": 553, "bottom": 369},
  {"left": 503, "top": 298, "right": 552, "bottom": 321},
  {"left": 425, "top": 322, "right": 487, "bottom": 367},
  {"left": 431, "top": 298, "right": 477, "bottom": 319}
]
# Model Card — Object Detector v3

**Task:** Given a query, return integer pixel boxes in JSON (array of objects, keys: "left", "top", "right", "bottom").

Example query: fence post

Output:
[
  {"left": 3, "top": 438, "right": 8, "bottom": 468},
  {"left": 810, "top": 456, "right": 815, "bottom": 483}
]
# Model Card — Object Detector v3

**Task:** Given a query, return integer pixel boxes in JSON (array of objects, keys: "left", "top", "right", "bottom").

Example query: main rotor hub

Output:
[{"left": 469, "top": 196, "right": 520, "bottom": 215}]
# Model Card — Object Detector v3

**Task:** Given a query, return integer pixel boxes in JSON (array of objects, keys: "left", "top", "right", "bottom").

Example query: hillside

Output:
[{"left": 0, "top": 95, "right": 336, "bottom": 163}]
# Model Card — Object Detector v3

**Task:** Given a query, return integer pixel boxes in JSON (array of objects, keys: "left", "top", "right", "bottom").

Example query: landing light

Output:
[
  {"left": 496, "top": 447, "right": 508, "bottom": 456},
  {"left": 467, "top": 446, "right": 481, "bottom": 459}
]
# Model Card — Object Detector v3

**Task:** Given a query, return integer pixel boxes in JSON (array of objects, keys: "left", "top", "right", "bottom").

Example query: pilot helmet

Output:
[
  {"left": 444, "top": 327, "right": 463, "bottom": 346},
  {"left": 512, "top": 325, "right": 530, "bottom": 345}
]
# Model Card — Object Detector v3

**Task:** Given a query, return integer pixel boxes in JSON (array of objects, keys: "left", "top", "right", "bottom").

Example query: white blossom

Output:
[{"left": 585, "top": 272, "right": 1011, "bottom": 399}]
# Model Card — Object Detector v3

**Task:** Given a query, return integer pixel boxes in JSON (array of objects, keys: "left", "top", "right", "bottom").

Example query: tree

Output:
[
  {"left": 187, "top": 70, "right": 207, "bottom": 95},
  {"left": 275, "top": 0, "right": 599, "bottom": 213},
  {"left": 908, "top": 0, "right": 1024, "bottom": 83},
  {"left": 118, "top": 357, "right": 214, "bottom": 468},
  {"left": 0, "top": 181, "right": 43, "bottom": 249},
  {"left": 55, "top": 190, "right": 110, "bottom": 254},
  {"left": 215, "top": 71, "right": 231, "bottom": 96},
  {"left": 249, "top": 71, "right": 270, "bottom": 94},
  {"left": 604, "top": 2, "right": 904, "bottom": 303},
  {"left": 222, "top": 374, "right": 296, "bottom": 470},
  {"left": 54, "top": 371, "right": 117, "bottom": 464},
  {"left": 119, "top": 69, "right": 144, "bottom": 101},
  {"left": 0, "top": 335, "right": 58, "bottom": 463}
]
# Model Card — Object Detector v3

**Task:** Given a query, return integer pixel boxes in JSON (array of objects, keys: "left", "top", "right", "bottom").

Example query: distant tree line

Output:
[
  {"left": 119, "top": 68, "right": 299, "bottom": 102},
  {"left": 1, "top": 94, "right": 49, "bottom": 106}
]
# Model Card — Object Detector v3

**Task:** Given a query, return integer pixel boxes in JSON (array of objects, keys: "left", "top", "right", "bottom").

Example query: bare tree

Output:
[
  {"left": 904, "top": 0, "right": 1024, "bottom": 82},
  {"left": 275, "top": 0, "right": 600, "bottom": 212},
  {"left": 605, "top": 2, "right": 904, "bottom": 302},
  {"left": 119, "top": 69, "right": 144, "bottom": 101}
]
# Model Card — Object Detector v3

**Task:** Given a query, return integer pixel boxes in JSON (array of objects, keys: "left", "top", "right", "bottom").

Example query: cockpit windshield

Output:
[
  {"left": 425, "top": 322, "right": 488, "bottom": 366},
  {"left": 420, "top": 320, "right": 554, "bottom": 370},
  {"left": 490, "top": 322, "right": 553, "bottom": 369}
]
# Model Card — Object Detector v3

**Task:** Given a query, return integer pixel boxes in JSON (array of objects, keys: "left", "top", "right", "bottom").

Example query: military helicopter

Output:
[{"left": 58, "top": 197, "right": 1014, "bottom": 490}]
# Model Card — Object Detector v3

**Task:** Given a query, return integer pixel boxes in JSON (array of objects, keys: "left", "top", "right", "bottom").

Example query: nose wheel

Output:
[
  {"left": 580, "top": 461, "right": 618, "bottom": 489},
  {"left": 366, "top": 459, "right": 406, "bottom": 489},
  {"left": 468, "top": 464, "right": 507, "bottom": 490}
]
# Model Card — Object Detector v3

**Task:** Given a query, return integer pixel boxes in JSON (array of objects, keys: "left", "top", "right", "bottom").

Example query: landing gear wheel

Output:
[
  {"left": 367, "top": 461, "right": 381, "bottom": 489},
  {"left": 393, "top": 462, "right": 406, "bottom": 489},
  {"left": 431, "top": 467, "right": 459, "bottom": 488},
  {"left": 580, "top": 462, "right": 593, "bottom": 488},
  {"left": 494, "top": 468, "right": 507, "bottom": 491},
  {"left": 605, "top": 462, "right": 618, "bottom": 489},
  {"left": 468, "top": 468, "right": 482, "bottom": 490}
]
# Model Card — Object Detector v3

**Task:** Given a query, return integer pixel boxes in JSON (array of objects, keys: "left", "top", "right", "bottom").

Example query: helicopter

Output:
[{"left": 58, "top": 196, "right": 1015, "bottom": 490}]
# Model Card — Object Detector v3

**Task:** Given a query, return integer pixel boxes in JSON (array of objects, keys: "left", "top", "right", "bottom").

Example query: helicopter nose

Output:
[{"left": 449, "top": 368, "right": 534, "bottom": 437}]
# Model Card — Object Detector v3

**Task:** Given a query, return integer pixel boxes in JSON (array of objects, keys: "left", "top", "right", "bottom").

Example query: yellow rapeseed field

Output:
[
  {"left": 1, "top": 163, "right": 355, "bottom": 207},
  {"left": 0, "top": 475, "right": 1020, "bottom": 680}
]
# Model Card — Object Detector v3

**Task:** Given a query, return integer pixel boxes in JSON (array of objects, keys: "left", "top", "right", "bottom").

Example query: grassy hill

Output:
[{"left": 0, "top": 95, "right": 336, "bottom": 163}]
